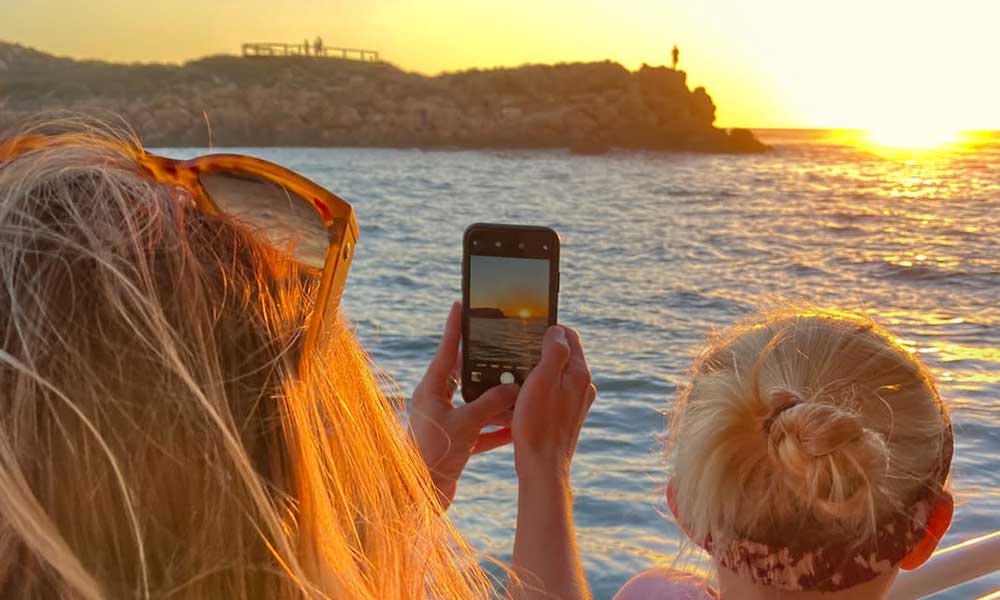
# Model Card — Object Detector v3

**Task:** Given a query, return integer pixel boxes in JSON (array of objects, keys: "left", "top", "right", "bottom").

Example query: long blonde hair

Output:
[
  {"left": 0, "top": 117, "right": 498, "bottom": 599},
  {"left": 668, "top": 308, "right": 951, "bottom": 553}
]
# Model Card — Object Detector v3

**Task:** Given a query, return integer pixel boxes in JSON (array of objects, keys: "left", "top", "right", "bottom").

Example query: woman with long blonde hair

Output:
[
  {"left": 0, "top": 117, "right": 596, "bottom": 600},
  {"left": 617, "top": 309, "right": 954, "bottom": 599}
]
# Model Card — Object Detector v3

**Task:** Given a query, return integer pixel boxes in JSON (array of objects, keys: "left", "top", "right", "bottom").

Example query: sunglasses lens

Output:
[{"left": 198, "top": 171, "right": 329, "bottom": 269}]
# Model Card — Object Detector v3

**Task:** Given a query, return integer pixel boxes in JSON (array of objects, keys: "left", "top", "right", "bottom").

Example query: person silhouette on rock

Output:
[{"left": 672, "top": 44, "right": 680, "bottom": 69}]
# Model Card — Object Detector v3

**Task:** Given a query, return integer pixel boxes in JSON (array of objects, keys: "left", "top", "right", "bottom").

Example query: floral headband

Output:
[{"left": 674, "top": 422, "right": 953, "bottom": 592}]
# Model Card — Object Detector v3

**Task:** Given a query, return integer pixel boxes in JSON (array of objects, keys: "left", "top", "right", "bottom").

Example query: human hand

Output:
[
  {"left": 512, "top": 325, "right": 596, "bottom": 483},
  {"left": 410, "top": 302, "right": 520, "bottom": 510}
]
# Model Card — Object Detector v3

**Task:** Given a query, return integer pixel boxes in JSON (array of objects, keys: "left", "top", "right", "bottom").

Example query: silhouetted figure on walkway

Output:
[
  {"left": 314, "top": 36, "right": 324, "bottom": 56},
  {"left": 672, "top": 44, "right": 680, "bottom": 69},
  {"left": 304, "top": 39, "right": 310, "bottom": 56}
]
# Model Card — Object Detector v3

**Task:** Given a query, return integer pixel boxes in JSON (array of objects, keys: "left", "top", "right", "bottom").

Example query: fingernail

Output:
[{"left": 553, "top": 326, "right": 567, "bottom": 343}]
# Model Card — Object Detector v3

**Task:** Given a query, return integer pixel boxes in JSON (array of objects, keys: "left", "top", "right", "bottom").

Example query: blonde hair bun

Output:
[
  {"left": 765, "top": 389, "right": 889, "bottom": 525},
  {"left": 668, "top": 309, "right": 951, "bottom": 551}
]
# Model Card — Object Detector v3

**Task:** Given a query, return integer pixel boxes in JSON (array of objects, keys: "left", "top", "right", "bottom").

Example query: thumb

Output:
[{"left": 457, "top": 383, "right": 519, "bottom": 425}]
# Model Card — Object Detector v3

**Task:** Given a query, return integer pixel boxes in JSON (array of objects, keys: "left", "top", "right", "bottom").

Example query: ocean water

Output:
[
  {"left": 469, "top": 316, "right": 547, "bottom": 366},
  {"left": 161, "top": 130, "right": 1000, "bottom": 599}
]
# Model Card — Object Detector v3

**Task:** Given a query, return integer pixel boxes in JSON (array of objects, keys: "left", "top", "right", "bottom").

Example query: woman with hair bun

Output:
[{"left": 617, "top": 309, "right": 954, "bottom": 599}]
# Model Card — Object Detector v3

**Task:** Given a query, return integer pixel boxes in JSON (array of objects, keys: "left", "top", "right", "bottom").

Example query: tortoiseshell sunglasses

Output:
[{"left": 1, "top": 136, "right": 359, "bottom": 371}]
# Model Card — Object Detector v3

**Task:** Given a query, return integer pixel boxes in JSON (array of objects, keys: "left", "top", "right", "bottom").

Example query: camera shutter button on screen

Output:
[{"left": 500, "top": 371, "right": 515, "bottom": 385}]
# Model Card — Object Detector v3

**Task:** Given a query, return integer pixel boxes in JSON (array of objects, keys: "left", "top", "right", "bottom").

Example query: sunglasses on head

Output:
[{"left": 1, "top": 135, "right": 359, "bottom": 371}]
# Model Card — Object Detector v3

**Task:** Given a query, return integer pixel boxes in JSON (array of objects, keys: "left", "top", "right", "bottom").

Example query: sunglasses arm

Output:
[{"left": 300, "top": 217, "right": 357, "bottom": 372}]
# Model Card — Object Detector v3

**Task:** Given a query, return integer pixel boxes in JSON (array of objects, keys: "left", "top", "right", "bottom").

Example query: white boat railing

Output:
[{"left": 887, "top": 530, "right": 1000, "bottom": 599}]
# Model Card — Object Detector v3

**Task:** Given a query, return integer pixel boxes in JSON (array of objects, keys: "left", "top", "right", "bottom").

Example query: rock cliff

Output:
[{"left": 0, "top": 42, "right": 766, "bottom": 153}]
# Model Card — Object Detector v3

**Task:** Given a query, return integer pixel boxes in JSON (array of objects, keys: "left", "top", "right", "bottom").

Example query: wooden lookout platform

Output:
[{"left": 242, "top": 42, "right": 380, "bottom": 62}]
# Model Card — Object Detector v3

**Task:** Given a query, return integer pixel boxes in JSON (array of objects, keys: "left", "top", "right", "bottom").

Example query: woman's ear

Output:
[{"left": 900, "top": 491, "right": 954, "bottom": 570}]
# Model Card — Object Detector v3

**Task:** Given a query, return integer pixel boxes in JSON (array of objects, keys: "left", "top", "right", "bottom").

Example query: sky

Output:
[
  {"left": 4, "top": 0, "right": 999, "bottom": 129},
  {"left": 470, "top": 256, "right": 549, "bottom": 319}
]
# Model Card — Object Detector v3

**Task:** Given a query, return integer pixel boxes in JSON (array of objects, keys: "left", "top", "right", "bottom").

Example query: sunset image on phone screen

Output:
[{"left": 468, "top": 255, "right": 550, "bottom": 371}]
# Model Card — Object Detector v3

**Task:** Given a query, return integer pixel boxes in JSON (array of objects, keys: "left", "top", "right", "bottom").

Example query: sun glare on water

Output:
[{"left": 865, "top": 124, "right": 960, "bottom": 149}]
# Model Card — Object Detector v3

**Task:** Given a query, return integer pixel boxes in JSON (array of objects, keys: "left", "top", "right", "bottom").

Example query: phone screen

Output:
[
  {"left": 463, "top": 225, "right": 559, "bottom": 401},
  {"left": 468, "top": 255, "right": 551, "bottom": 376}
]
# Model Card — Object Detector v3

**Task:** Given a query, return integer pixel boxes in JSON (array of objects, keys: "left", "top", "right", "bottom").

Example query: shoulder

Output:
[{"left": 613, "top": 567, "right": 716, "bottom": 600}]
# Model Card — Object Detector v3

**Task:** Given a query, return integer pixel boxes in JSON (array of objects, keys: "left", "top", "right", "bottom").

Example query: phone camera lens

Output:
[{"left": 494, "top": 241, "right": 502, "bottom": 248}]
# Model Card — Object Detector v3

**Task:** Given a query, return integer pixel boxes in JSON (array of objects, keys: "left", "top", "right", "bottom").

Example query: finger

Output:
[
  {"left": 457, "top": 383, "right": 519, "bottom": 425},
  {"left": 472, "top": 427, "right": 513, "bottom": 454},
  {"left": 531, "top": 326, "right": 571, "bottom": 381},
  {"left": 438, "top": 344, "right": 463, "bottom": 400},
  {"left": 424, "top": 302, "right": 462, "bottom": 387},
  {"left": 444, "top": 373, "right": 460, "bottom": 398},
  {"left": 484, "top": 410, "right": 514, "bottom": 428},
  {"left": 562, "top": 327, "right": 592, "bottom": 392},
  {"left": 451, "top": 342, "right": 462, "bottom": 383},
  {"left": 563, "top": 327, "right": 587, "bottom": 372}
]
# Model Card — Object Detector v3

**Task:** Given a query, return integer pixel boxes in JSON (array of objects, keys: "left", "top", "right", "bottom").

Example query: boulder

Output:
[
  {"left": 637, "top": 65, "right": 687, "bottom": 95},
  {"left": 727, "top": 128, "right": 768, "bottom": 153}
]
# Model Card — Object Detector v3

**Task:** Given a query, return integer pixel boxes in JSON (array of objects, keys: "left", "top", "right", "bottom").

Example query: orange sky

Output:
[
  {"left": 469, "top": 256, "right": 549, "bottom": 319},
  {"left": 4, "top": 0, "right": 999, "bottom": 129}
]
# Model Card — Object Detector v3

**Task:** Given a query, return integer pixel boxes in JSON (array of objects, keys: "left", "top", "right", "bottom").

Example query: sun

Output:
[
  {"left": 517, "top": 308, "right": 532, "bottom": 319},
  {"left": 865, "top": 124, "right": 959, "bottom": 149}
]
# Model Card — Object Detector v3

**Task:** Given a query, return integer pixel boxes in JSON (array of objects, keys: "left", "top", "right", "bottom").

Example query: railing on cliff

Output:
[{"left": 242, "top": 42, "right": 379, "bottom": 62}]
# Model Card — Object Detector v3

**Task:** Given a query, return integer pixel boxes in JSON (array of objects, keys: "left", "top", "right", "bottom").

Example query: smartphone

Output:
[{"left": 462, "top": 223, "right": 560, "bottom": 402}]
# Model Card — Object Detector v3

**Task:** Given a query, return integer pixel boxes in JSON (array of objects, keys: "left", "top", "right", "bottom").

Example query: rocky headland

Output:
[
  {"left": 469, "top": 308, "right": 509, "bottom": 319},
  {"left": 0, "top": 42, "right": 766, "bottom": 153}
]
